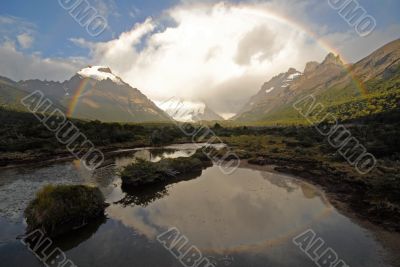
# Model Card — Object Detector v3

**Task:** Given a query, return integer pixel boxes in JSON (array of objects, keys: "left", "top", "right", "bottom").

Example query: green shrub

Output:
[
  {"left": 24, "top": 185, "right": 107, "bottom": 238},
  {"left": 121, "top": 149, "right": 212, "bottom": 186}
]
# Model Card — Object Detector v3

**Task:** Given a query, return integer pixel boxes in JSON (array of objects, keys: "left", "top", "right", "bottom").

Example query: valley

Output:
[{"left": 0, "top": 3, "right": 399, "bottom": 266}]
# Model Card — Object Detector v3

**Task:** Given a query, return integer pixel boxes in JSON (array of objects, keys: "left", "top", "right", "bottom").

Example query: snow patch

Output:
[
  {"left": 156, "top": 99, "right": 206, "bottom": 122},
  {"left": 265, "top": 87, "right": 275, "bottom": 93},
  {"left": 78, "top": 66, "right": 124, "bottom": 85},
  {"left": 286, "top": 72, "right": 302, "bottom": 80}
]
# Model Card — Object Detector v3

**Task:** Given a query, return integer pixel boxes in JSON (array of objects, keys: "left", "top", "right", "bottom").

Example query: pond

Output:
[{"left": 0, "top": 144, "right": 393, "bottom": 267}]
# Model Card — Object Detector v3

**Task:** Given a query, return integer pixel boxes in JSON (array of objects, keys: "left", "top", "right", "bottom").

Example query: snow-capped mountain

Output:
[
  {"left": 233, "top": 68, "right": 302, "bottom": 120},
  {"left": 78, "top": 66, "right": 124, "bottom": 85},
  {"left": 234, "top": 40, "right": 400, "bottom": 122},
  {"left": 18, "top": 66, "right": 170, "bottom": 122},
  {"left": 156, "top": 99, "right": 224, "bottom": 122},
  {"left": 234, "top": 53, "right": 347, "bottom": 121}
]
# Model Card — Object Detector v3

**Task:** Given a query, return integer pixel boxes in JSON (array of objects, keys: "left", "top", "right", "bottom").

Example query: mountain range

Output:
[
  {"left": 1, "top": 66, "right": 170, "bottom": 122},
  {"left": 234, "top": 38, "right": 400, "bottom": 124},
  {"left": 1, "top": 39, "right": 399, "bottom": 124}
]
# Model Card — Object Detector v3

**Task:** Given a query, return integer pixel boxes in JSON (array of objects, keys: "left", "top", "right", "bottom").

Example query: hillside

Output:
[
  {"left": 2, "top": 66, "right": 170, "bottom": 123},
  {"left": 234, "top": 39, "right": 400, "bottom": 125}
]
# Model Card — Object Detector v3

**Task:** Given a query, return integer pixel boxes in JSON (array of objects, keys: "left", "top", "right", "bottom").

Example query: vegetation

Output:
[
  {"left": 225, "top": 63, "right": 400, "bottom": 126},
  {"left": 0, "top": 108, "right": 191, "bottom": 166},
  {"left": 24, "top": 185, "right": 107, "bottom": 238},
  {"left": 2, "top": 87, "right": 399, "bottom": 230},
  {"left": 205, "top": 114, "right": 400, "bottom": 230},
  {"left": 120, "top": 150, "right": 212, "bottom": 186}
]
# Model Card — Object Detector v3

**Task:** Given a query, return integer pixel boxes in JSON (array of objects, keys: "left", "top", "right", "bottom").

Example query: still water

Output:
[{"left": 0, "top": 144, "right": 393, "bottom": 267}]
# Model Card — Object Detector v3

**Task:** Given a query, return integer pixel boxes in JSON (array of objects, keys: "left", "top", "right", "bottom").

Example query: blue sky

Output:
[
  {"left": 1, "top": 0, "right": 399, "bottom": 114},
  {"left": 2, "top": 0, "right": 399, "bottom": 58},
  {"left": 1, "top": 0, "right": 180, "bottom": 57}
]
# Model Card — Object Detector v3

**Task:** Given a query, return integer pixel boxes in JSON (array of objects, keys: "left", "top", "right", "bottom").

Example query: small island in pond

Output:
[
  {"left": 120, "top": 149, "right": 213, "bottom": 187},
  {"left": 24, "top": 184, "right": 107, "bottom": 238}
]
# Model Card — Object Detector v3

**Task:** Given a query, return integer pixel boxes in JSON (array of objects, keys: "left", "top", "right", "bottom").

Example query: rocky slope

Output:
[
  {"left": 234, "top": 38, "right": 400, "bottom": 123},
  {"left": 6, "top": 66, "right": 170, "bottom": 122}
]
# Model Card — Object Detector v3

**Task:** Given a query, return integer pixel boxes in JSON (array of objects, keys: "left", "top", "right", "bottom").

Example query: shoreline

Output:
[
  {"left": 0, "top": 139, "right": 208, "bottom": 169},
  {"left": 238, "top": 160, "right": 400, "bottom": 267},
  {"left": 1, "top": 145, "right": 399, "bottom": 266}
]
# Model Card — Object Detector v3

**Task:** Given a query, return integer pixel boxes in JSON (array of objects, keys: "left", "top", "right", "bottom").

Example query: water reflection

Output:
[
  {"left": 108, "top": 166, "right": 331, "bottom": 250},
  {"left": 0, "top": 146, "right": 197, "bottom": 222},
  {"left": 117, "top": 183, "right": 169, "bottom": 207},
  {"left": 55, "top": 216, "right": 107, "bottom": 251},
  {"left": 117, "top": 171, "right": 203, "bottom": 207},
  {"left": 0, "top": 144, "right": 395, "bottom": 267}
]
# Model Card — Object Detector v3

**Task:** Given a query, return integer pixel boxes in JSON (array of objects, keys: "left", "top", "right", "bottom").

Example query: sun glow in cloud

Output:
[
  {"left": 75, "top": 2, "right": 332, "bottom": 114},
  {"left": 1, "top": 1, "right": 399, "bottom": 115}
]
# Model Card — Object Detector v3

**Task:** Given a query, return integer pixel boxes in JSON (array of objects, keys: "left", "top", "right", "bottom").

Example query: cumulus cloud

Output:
[
  {"left": 75, "top": 2, "right": 330, "bottom": 113},
  {"left": 0, "top": 15, "right": 84, "bottom": 81},
  {"left": 1, "top": 1, "right": 398, "bottom": 115},
  {"left": 234, "top": 25, "right": 278, "bottom": 66},
  {"left": 0, "top": 41, "right": 84, "bottom": 81}
]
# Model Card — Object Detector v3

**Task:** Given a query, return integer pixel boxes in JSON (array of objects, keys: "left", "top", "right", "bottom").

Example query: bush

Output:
[
  {"left": 121, "top": 149, "right": 212, "bottom": 186},
  {"left": 24, "top": 185, "right": 107, "bottom": 238}
]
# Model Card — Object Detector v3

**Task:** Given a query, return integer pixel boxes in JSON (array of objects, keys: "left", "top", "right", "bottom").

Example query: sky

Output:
[{"left": 1, "top": 0, "right": 399, "bottom": 116}]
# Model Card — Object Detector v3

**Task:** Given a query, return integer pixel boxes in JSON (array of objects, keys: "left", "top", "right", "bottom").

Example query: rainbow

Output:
[
  {"left": 67, "top": 77, "right": 93, "bottom": 118},
  {"left": 66, "top": 4, "right": 369, "bottom": 118},
  {"left": 237, "top": 5, "right": 369, "bottom": 97}
]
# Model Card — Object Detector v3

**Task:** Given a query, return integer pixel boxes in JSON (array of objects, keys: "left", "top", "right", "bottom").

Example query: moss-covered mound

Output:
[
  {"left": 24, "top": 185, "right": 107, "bottom": 238},
  {"left": 121, "top": 149, "right": 212, "bottom": 186}
]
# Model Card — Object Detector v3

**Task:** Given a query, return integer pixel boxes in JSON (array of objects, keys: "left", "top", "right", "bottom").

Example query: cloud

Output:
[
  {"left": 91, "top": 0, "right": 120, "bottom": 19},
  {"left": 0, "top": 41, "right": 84, "bottom": 82},
  {"left": 70, "top": 18, "right": 155, "bottom": 72},
  {"left": 17, "top": 33, "right": 33, "bottom": 49},
  {"left": 74, "top": 2, "right": 330, "bottom": 113},
  {"left": 0, "top": 15, "right": 36, "bottom": 49},
  {"left": 321, "top": 24, "right": 400, "bottom": 63},
  {"left": 2, "top": 1, "right": 398, "bottom": 115},
  {"left": 0, "top": 15, "right": 83, "bottom": 81},
  {"left": 234, "top": 25, "right": 278, "bottom": 65},
  {"left": 128, "top": 6, "right": 141, "bottom": 19}
]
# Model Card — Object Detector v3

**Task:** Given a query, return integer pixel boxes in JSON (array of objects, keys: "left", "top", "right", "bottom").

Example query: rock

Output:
[
  {"left": 304, "top": 61, "right": 319, "bottom": 74},
  {"left": 322, "top": 53, "right": 343, "bottom": 66}
]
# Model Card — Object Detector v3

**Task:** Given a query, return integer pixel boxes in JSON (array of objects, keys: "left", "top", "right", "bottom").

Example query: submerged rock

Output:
[{"left": 24, "top": 184, "right": 107, "bottom": 238}]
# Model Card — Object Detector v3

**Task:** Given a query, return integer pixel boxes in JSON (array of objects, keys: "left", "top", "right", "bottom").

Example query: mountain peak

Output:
[
  {"left": 287, "top": 67, "right": 298, "bottom": 74},
  {"left": 156, "top": 99, "right": 223, "bottom": 122},
  {"left": 77, "top": 66, "right": 124, "bottom": 85},
  {"left": 304, "top": 61, "right": 319, "bottom": 74},
  {"left": 322, "top": 53, "right": 343, "bottom": 66}
]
